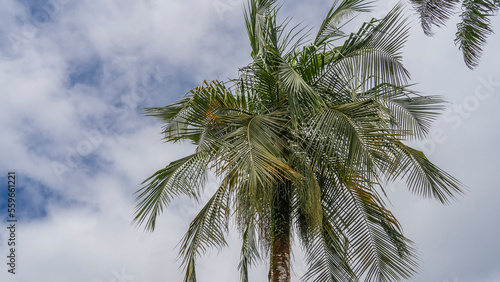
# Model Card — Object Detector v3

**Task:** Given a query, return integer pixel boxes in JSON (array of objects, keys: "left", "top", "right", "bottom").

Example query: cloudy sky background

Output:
[{"left": 0, "top": 0, "right": 499, "bottom": 281}]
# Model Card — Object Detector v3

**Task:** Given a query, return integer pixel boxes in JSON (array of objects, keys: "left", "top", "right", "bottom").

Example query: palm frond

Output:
[
  {"left": 315, "top": 0, "right": 373, "bottom": 45},
  {"left": 238, "top": 218, "right": 261, "bottom": 282},
  {"left": 238, "top": 62, "right": 279, "bottom": 113},
  {"left": 278, "top": 59, "right": 326, "bottom": 126},
  {"left": 144, "top": 97, "right": 196, "bottom": 143},
  {"left": 362, "top": 84, "right": 446, "bottom": 140},
  {"left": 179, "top": 184, "right": 231, "bottom": 282},
  {"left": 245, "top": 0, "right": 278, "bottom": 58},
  {"left": 392, "top": 142, "right": 464, "bottom": 203},
  {"left": 304, "top": 101, "right": 397, "bottom": 180},
  {"left": 350, "top": 193, "right": 418, "bottom": 282},
  {"left": 134, "top": 151, "right": 211, "bottom": 231},
  {"left": 302, "top": 213, "right": 356, "bottom": 282},
  {"left": 409, "top": 0, "right": 461, "bottom": 35},
  {"left": 455, "top": 0, "right": 499, "bottom": 69},
  {"left": 321, "top": 170, "right": 418, "bottom": 281},
  {"left": 334, "top": 4, "right": 411, "bottom": 89},
  {"left": 144, "top": 80, "right": 240, "bottom": 144},
  {"left": 291, "top": 153, "right": 324, "bottom": 233},
  {"left": 215, "top": 112, "right": 299, "bottom": 192}
]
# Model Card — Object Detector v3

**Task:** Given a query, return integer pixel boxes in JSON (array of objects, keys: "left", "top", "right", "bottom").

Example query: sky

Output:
[{"left": 0, "top": 0, "right": 499, "bottom": 281}]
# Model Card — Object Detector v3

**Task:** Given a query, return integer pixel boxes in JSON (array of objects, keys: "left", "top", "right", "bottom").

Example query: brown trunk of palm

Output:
[{"left": 269, "top": 181, "right": 291, "bottom": 282}]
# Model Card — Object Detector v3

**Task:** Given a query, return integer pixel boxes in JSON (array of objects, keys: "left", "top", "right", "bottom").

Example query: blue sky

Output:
[{"left": 1, "top": 0, "right": 500, "bottom": 281}]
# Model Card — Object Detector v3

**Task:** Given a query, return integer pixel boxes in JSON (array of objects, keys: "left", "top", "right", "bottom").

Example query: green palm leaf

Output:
[
  {"left": 238, "top": 217, "right": 261, "bottom": 282},
  {"left": 409, "top": 0, "right": 460, "bottom": 35},
  {"left": 409, "top": 0, "right": 499, "bottom": 68},
  {"left": 179, "top": 183, "right": 230, "bottom": 282},
  {"left": 455, "top": 0, "right": 499, "bottom": 69},
  {"left": 134, "top": 151, "right": 211, "bottom": 231},
  {"left": 315, "top": 0, "right": 373, "bottom": 45},
  {"left": 392, "top": 142, "right": 464, "bottom": 203}
]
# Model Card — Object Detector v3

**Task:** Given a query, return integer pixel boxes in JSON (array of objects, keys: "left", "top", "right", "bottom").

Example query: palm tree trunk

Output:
[{"left": 269, "top": 181, "right": 291, "bottom": 282}]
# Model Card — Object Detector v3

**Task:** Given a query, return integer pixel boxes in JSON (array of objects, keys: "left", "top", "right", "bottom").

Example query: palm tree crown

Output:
[{"left": 134, "top": 0, "right": 463, "bottom": 281}]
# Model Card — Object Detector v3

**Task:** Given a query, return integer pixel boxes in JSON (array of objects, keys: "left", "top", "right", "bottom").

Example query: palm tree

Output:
[
  {"left": 134, "top": 0, "right": 463, "bottom": 281},
  {"left": 409, "top": 0, "right": 499, "bottom": 69}
]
